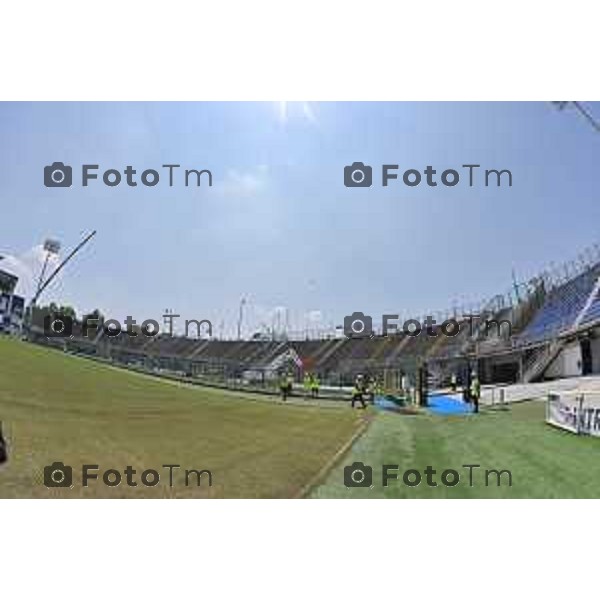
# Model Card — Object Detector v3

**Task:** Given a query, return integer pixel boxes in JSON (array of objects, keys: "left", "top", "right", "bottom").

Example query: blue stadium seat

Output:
[{"left": 518, "top": 265, "right": 600, "bottom": 345}]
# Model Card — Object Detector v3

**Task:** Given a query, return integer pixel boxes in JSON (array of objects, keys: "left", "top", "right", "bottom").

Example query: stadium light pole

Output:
[
  {"left": 237, "top": 297, "right": 247, "bottom": 340},
  {"left": 572, "top": 102, "right": 600, "bottom": 133},
  {"left": 285, "top": 307, "right": 290, "bottom": 339},
  {"left": 31, "top": 230, "right": 97, "bottom": 308},
  {"left": 511, "top": 269, "right": 521, "bottom": 304},
  {"left": 35, "top": 239, "right": 61, "bottom": 300},
  {"left": 552, "top": 101, "right": 600, "bottom": 133}
]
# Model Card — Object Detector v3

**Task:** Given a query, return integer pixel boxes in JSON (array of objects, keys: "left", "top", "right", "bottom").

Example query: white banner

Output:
[{"left": 546, "top": 393, "right": 600, "bottom": 436}]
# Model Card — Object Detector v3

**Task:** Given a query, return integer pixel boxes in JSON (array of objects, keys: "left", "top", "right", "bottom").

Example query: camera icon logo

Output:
[
  {"left": 44, "top": 314, "right": 74, "bottom": 339},
  {"left": 343, "top": 311, "right": 373, "bottom": 339},
  {"left": 344, "top": 162, "right": 372, "bottom": 187},
  {"left": 44, "top": 162, "right": 73, "bottom": 187},
  {"left": 44, "top": 461, "right": 73, "bottom": 488},
  {"left": 344, "top": 462, "right": 373, "bottom": 488}
]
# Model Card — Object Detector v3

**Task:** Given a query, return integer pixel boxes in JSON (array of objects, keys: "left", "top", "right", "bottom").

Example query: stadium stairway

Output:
[
  {"left": 308, "top": 338, "right": 339, "bottom": 366},
  {"left": 315, "top": 338, "right": 348, "bottom": 371},
  {"left": 426, "top": 326, "right": 458, "bottom": 360},
  {"left": 186, "top": 339, "right": 212, "bottom": 359},
  {"left": 521, "top": 338, "right": 565, "bottom": 383},
  {"left": 385, "top": 334, "right": 412, "bottom": 364}
]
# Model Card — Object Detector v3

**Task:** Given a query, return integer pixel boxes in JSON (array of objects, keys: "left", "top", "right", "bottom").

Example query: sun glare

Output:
[{"left": 276, "top": 101, "right": 316, "bottom": 124}]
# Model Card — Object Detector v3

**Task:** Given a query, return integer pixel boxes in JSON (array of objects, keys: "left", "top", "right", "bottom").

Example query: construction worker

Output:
[
  {"left": 351, "top": 375, "right": 367, "bottom": 409},
  {"left": 303, "top": 372, "right": 312, "bottom": 399},
  {"left": 463, "top": 369, "right": 472, "bottom": 404},
  {"left": 470, "top": 372, "right": 480, "bottom": 413},
  {"left": 310, "top": 373, "right": 320, "bottom": 398},
  {"left": 280, "top": 372, "right": 292, "bottom": 401}
]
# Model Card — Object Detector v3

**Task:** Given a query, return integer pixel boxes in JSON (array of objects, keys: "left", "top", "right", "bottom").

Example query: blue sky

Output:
[{"left": 0, "top": 101, "right": 598, "bottom": 337}]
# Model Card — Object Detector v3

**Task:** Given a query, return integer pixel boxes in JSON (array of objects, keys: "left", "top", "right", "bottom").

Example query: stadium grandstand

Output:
[
  {"left": 0, "top": 257, "right": 24, "bottom": 335},
  {"left": 19, "top": 241, "right": 600, "bottom": 395}
]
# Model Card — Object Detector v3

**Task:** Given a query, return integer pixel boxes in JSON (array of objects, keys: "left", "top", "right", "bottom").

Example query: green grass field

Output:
[
  {"left": 312, "top": 400, "right": 600, "bottom": 498},
  {"left": 0, "top": 338, "right": 362, "bottom": 498},
  {"left": 2, "top": 337, "right": 600, "bottom": 498}
]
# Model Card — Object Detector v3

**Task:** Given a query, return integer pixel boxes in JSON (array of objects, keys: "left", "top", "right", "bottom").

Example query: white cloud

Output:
[{"left": 276, "top": 101, "right": 317, "bottom": 124}]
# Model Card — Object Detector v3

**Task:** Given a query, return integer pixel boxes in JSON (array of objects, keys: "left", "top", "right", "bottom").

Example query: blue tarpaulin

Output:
[{"left": 427, "top": 394, "right": 473, "bottom": 415}]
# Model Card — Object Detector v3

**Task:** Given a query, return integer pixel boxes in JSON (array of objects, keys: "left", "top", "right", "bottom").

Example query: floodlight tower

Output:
[
  {"left": 30, "top": 230, "right": 96, "bottom": 308},
  {"left": 36, "top": 239, "right": 61, "bottom": 300},
  {"left": 237, "top": 297, "right": 247, "bottom": 340}
]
